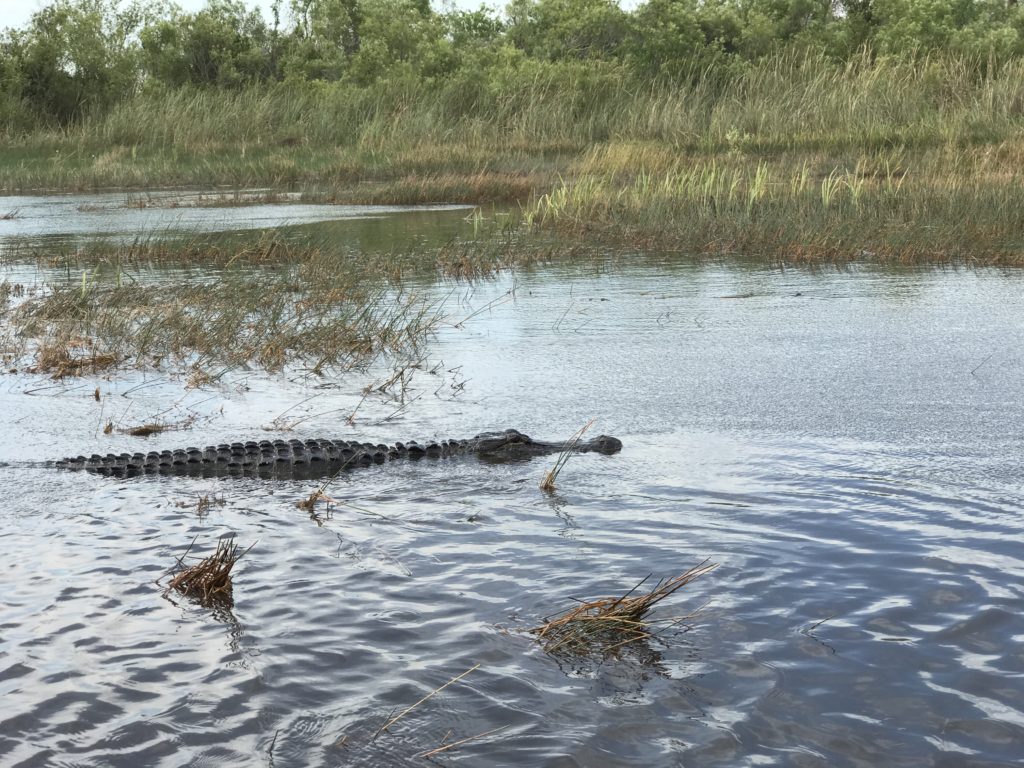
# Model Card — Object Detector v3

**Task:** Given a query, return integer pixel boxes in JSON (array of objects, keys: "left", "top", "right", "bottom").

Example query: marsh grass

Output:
[
  {"left": 530, "top": 561, "right": 718, "bottom": 658},
  {"left": 1, "top": 243, "right": 446, "bottom": 377},
  {"left": 525, "top": 143, "right": 1024, "bottom": 264},
  {"left": 2, "top": 53, "right": 1024, "bottom": 264},
  {"left": 161, "top": 536, "right": 254, "bottom": 607}
]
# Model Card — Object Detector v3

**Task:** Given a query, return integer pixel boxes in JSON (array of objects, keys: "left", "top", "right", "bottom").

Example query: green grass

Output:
[
  {"left": 1, "top": 51, "right": 1024, "bottom": 262},
  {"left": 0, "top": 237, "right": 447, "bottom": 377},
  {"left": 524, "top": 141, "right": 1024, "bottom": 264}
]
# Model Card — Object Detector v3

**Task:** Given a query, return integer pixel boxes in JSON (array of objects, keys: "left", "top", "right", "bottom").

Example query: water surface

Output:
[{"left": 1, "top": 202, "right": 1022, "bottom": 767}]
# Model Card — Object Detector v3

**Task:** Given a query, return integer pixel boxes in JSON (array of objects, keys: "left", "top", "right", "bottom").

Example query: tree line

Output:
[{"left": 2, "top": 0, "right": 1022, "bottom": 129}]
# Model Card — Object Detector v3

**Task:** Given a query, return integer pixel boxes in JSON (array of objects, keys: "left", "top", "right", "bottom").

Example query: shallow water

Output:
[
  {"left": 1, "top": 204, "right": 1023, "bottom": 766},
  {"left": 0, "top": 189, "right": 472, "bottom": 250}
]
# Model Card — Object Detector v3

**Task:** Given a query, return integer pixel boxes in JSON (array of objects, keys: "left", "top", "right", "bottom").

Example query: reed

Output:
[
  {"left": 162, "top": 536, "right": 254, "bottom": 606},
  {"left": 530, "top": 561, "right": 718, "bottom": 657},
  {"left": 540, "top": 420, "right": 595, "bottom": 492}
]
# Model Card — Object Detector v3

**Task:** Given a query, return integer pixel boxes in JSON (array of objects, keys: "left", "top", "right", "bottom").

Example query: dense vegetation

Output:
[
  {"left": 2, "top": 0, "right": 1023, "bottom": 132},
  {"left": 1, "top": 0, "right": 1024, "bottom": 263}
]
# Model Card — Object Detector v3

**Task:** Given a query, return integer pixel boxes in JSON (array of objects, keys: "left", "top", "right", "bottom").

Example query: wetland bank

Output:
[{"left": 4, "top": 0, "right": 1024, "bottom": 766}]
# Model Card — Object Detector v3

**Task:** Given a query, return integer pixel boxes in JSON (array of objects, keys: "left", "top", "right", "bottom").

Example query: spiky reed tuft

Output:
[
  {"left": 162, "top": 536, "right": 254, "bottom": 606},
  {"left": 530, "top": 560, "right": 718, "bottom": 656}
]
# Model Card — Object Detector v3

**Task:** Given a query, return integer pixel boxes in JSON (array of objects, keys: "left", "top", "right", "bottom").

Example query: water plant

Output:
[
  {"left": 530, "top": 561, "right": 719, "bottom": 657},
  {"left": 161, "top": 536, "right": 254, "bottom": 607}
]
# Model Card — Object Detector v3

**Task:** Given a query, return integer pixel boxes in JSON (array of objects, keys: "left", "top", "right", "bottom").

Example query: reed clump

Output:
[
  {"left": 530, "top": 561, "right": 718, "bottom": 657},
  {"left": 162, "top": 537, "right": 254, "bottom": 607}
]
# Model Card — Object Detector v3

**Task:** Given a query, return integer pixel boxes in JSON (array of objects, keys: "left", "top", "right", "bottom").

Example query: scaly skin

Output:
[{"left": 53, "top": 429, "right": 623, "bottom": 479}]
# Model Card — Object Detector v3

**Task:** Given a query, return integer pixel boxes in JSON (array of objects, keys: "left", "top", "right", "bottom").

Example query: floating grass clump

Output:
[
  {"left": 530, "top": 561, "right": 718, "bottom": 657},
  {"left": 162, "top": 536, "right": 254, "bottom": 607}
]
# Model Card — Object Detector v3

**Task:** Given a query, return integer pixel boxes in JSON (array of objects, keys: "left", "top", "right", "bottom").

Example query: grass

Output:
[
  {"left": 530, "top": 561, "right": 719, "bottom": 658},
  {"left": 1, "top": 52, "right": 1023, "bottom": 263},
  {"left": 161, "top": 536, "right": 254, "bottom": 607},
  {"left": 522, "top": 141, "right": 1024, "bottom": 264},
  {"left": 0, "top": 236, "right": 448, "bottom": 377},
  {"left": 540, "top": 420, "right": 595, "bottom": 492}
]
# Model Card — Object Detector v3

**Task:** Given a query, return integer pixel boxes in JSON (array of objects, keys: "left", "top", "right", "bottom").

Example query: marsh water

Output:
[{"left": 1, "top": 195, "right": 1023, "bottom": 767}]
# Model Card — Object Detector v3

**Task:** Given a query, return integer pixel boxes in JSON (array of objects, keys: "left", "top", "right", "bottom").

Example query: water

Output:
[
  {"left": 0, "top": 189, "right": 473, "bottom": 250},
  {"left": 1, "top": 199, "right": 1023, "bottom": 767}
]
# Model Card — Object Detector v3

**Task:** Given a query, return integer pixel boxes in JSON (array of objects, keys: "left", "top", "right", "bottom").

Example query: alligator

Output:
[{"left": 48, "top": 429, "right": 623, "bottom": 479}]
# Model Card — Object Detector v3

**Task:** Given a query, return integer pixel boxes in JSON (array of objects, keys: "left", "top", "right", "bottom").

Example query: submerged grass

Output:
[{"left": 1, "top": 236, "right": 449, "bottom": 377}]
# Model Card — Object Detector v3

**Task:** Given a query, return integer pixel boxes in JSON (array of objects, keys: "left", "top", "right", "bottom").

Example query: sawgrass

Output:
[
  {"left": 1, "top": 53, "right": 1023, "bottom": 266},
  {"left": 524, "top": 141, "right": 1024, "bottom": 264},
  {"left": 162, "top": 536, "right": 254, "bottom": 607},
  {"left": 530, "top": 561, "right": 719, "bottom": 657}
]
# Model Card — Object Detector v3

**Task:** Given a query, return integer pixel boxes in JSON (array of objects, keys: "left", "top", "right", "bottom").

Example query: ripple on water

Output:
[{"left": 2, "top": 264, "right": 1024, "bottom": 766}]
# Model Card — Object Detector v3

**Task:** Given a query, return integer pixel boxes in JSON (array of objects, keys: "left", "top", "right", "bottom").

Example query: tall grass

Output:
[
  {"left": 1, "top": 52, "right": 1023, "bottom": 261},
  {"left": 525, "top": 141, "right": 1024, "bottom": 263},
  {"left": 2, "top": 52, "right": 1023, "bottom": 192}
]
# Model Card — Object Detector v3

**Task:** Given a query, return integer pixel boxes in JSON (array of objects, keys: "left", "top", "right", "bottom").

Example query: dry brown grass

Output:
[
  {"left": 162, "top": 536, "right": 254, "bottom": 606},
  {"left": 32, "top": 338, "right": 119, "bottom": 378},
  {"left": 530, "top": 560, "right": 718, "bottom": 656},
  {"left": 540, "top": 420, "right": 594, "bottom": 492}
]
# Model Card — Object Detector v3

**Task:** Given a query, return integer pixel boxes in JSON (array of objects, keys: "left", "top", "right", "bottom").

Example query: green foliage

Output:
[
  {"left": 346, "top": 0, "right": 455, "bottom": 84},
  {"left": 2, "top": 0, "right": 1024, "bottom": 134},
  {"left": 0, "top": 0, "right": 155, "bottom": 125},
  {"left": 140, "top": 0, "right": 277, "bottom": 88},
  {"left": 506, "top": 0, "right": 631, "bottom": 60},
  {"left": 872, "top": 0, "right": 1023, "bottom": 59},
  {"left": 284, "top": 0, "right": 362, "bottom": 80},
  {"left": 627, "top": 0, "right": 704, "bottom": 76}
]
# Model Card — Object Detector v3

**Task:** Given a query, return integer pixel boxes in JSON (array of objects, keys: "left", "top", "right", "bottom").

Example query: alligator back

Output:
[
  {"left": 56, "top": 437, "right": 470, "bottom": 479},
  {"left": 55, "top": 429, "right": 623, "bottom": 479}
]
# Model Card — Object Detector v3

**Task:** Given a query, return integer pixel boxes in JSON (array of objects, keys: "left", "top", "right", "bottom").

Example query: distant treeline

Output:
[{"left": 0, "top": 0, "right": 1022, "bottom": 131}]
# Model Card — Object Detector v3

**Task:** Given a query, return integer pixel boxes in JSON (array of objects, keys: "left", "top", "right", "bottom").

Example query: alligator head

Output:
[{"left": 472, "top": 429, "right": 623, "bottom": 460}]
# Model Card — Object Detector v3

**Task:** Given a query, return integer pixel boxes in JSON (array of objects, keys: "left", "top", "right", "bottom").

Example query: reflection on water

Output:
[
  {"left": 1, "top": 205, "right": 1023, "bottom": 766},
  {"left": 0, "top": 189, "right": 473, "bottom": 250}
]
